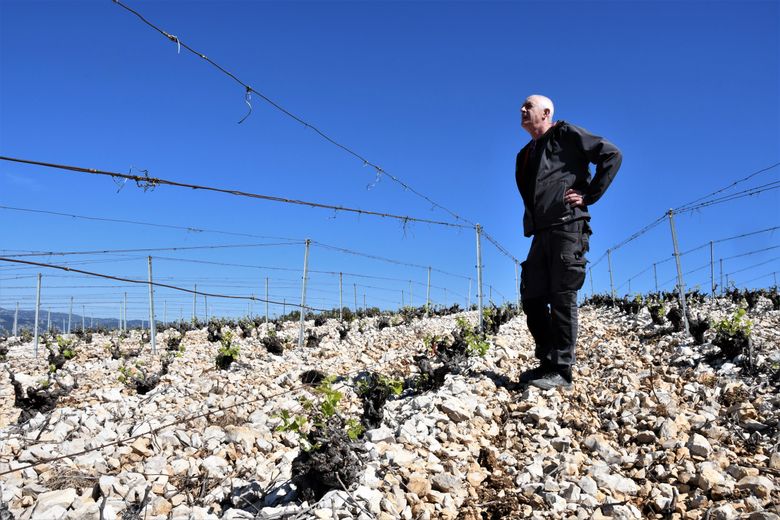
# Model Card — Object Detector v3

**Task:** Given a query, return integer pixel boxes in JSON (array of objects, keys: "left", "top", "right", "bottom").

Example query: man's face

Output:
[{"left": 521, "top": 97, "right": 547, "bottom": 130}]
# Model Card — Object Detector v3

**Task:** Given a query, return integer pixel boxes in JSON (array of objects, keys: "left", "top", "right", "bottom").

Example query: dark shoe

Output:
[
  {"left": 519, "top": 364, "right": 552, "bottom": 384},
  {"left": 528, "top": 371, "right": 573, "bottom": 390}
]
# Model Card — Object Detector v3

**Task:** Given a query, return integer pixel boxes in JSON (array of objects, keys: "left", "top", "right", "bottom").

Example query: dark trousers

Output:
[{"left": 520, "top": 219, "right": 590, "bottom": 375}]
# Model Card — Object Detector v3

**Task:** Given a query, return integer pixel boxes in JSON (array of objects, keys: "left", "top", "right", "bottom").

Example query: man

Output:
[{"left": 516, "top": 95, "right": 622, "bottom": 390}]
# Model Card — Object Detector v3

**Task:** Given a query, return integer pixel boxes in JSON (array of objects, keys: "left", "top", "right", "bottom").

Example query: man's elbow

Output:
[{"left": 612, "top": 148, "right": 623, "bottom": 170}]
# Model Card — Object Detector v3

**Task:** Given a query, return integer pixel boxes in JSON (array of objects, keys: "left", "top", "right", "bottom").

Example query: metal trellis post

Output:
[
  {"left": 298, "top": 239, "right": 311, "bottom": 348},
  {"left": 653, "top": 263, "right": 658, "bottom": 293},
  {"left": 265, "top": 277, "right": 269, "bottom": 325},
  {"left": 589, "top": 268, "right": 594, "bottom": 297},
  {"left": 426, "top": 267, "right": 431, "bottom": 317},
  {"left": 720, "top": 259, "right": 724, "bottom": 295},
  {"left": 515, "top": 261, "right": 520, "bottom": 310},
  {"left": 33, "top": 273, "right": 41, "bottom": 357},
  {"left": 476, "top": 224, "right": 484, "bottom": 333},
  {"left": 148, "top": 256, "right": 157, "bottom": 354},
  {"left": 339, "top": 272, "right": 343, "bottom": 320},
  {"left": 353, "top": 283, "right": 357, "bottom": 312},
  {"left": 193, "top": 284, "right": 197, "bottom": 322},
  {"left": 47, "top": 309, "right": 51, "bottom": 333},
  {"left": 82, "top": 305, "right": 85, "bottom": 331},
  {"left": 667, "top": 209, "right": 690, "bottom": 334},
  {"left": 68, "top": 296, "right": 73, "bottom": 334},
  {"left": 13, "top": 302, "right": 18, "bottom": 337},
  {"left": 607, "top": 249, "right": 615, "bottom": 301},
  {"left": 710, "top": 241, "right": 715, "bottom": 297}
]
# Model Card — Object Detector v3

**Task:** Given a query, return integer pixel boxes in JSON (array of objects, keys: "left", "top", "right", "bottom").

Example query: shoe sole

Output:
[{"left": 529, "top": 380, "right": 573, "bottom": 391}]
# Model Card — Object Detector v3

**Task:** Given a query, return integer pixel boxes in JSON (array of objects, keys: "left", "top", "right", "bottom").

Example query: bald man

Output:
[{"left": 516, "top": 95, "right": 622, "bottom": 390}]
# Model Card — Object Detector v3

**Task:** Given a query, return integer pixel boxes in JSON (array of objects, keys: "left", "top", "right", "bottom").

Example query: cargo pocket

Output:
[
  {"left": 582, "top": 221, "right": 592, "bottom": 254},
  {"left": 559, "top": 252, "right": 587, "bottom": 291},
  {"left": 520, "top": 260, "right": 535, "bottom": 299},
  {"left": 520, "top": 260, "right": 527, "bottom": 294}
]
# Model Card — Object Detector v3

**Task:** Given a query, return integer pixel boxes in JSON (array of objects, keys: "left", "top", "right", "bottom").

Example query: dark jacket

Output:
[{"left": 515, "top": 121, "right": 622, "bottom": 237}]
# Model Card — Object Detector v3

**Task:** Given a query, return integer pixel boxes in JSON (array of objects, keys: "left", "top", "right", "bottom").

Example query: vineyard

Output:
[
  {"left": 1, "top": 288, "right": 779, "bottom": 519},
  {"left": 2, "top": 1, "right": 780, "bottom": 519}
]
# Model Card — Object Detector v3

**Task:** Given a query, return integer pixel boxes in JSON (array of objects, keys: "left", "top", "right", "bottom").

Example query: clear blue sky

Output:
[{"left": 1, "top": 0, "right": 778, "bottom": 323}]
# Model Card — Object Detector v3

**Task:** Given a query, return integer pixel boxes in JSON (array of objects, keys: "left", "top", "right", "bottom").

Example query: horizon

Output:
[{"left": 1, "top": 0, "right": 778, "bottom": 324}]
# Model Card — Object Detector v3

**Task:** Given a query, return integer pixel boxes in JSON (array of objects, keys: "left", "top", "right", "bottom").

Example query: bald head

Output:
[{"left": 521, "top": 95, "right": 555, "bottom": 139}]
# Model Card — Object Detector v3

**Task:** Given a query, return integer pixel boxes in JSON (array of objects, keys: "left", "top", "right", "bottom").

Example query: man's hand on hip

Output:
[{"left": 564, "top": 189, "right": 586, "bottom": 208}]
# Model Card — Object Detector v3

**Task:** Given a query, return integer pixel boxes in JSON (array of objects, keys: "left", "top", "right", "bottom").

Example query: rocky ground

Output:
[{"left": 0, "top": 295, "right": 778, "bottom": 520}]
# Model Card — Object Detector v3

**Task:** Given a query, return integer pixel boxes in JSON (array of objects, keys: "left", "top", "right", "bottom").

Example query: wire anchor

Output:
[
  {"left": 366, "top": 167, "right": 383, "bottom": 190},
  {"left": 238, "top": 87, "right": 252, "bottom": 124}
]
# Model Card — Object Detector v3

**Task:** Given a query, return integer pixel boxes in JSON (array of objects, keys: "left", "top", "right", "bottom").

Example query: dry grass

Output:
[
  {"left": 209, "top": 409, "right": 243, "bottom": 428},
  {"left": 45, "top": 468, "right": 98, "bottom": 491}
]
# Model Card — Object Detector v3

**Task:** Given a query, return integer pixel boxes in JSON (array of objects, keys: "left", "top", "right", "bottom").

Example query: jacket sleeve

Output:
[{"left": 567, "top": 124, "right": 622, "bottom": 206}]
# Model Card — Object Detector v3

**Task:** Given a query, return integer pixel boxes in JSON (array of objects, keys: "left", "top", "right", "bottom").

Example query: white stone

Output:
[
  {"left": 360, "top": 465, "right": 382, "bottom": 488},
  {"left": 583, "top": 434, "right": 621, "bottom": 463},
  {"left": 318, "top": 490, "right": 349, "bottom": 510},
  {"left": 32, "top": 504, "right": 67, "bottom": 520},
  {"left": 224, "top": 426, "right": 256, "bottom": 450},
  {"left": 202, "top": 455, "right": 229, "bottom": 477},
  {"left": 101, "top": 387, "right": 124, "bottom": 403},
  {"left": 687, "top": 433, "right": 713, "bottom": 458},
  {"left": 440, "top": 400, "right": 471, "bottom": 422},
  {"left": 578, "top": 476, "right": 598, "bottom": 496},
  {"left": 593, "top": 472, "right": 639, "bottom": 495},
  {"left": 32, "top": 488, "right": 77, "bottom": 517},
  {"left": 527, "top": 406, "right": 556, "bottom": 422},
  {"left": 431, "top": 473, "right": 463, "bottom": 494},
  {"left": 770, "top": 451, "right": 780, "bottom": 470},
  {"left": 544, "top": 492, "right": 567, "bottom": 513},
  {"left": 99, "top": 475, "right": 115, "bottom": 496},
  {"left": 66, "top": 502, "right": 101, "bottom": 520},
  {"left": 697, "top": 461, "right": 725, "bottom": 491},
  {"left": 560, "top": 482, "right": 581, "bottom": 503},
  {"left": 384, "top": 445, "right": 416, "bottom": 467},
  {"left": 354, "top": 485, "right": 383, "bottom": 515},
  {"left": 366, "top": 426, "right": 394, "bottom": 443},
  {"left": 737, "top": 475, "right": 774, "bottom": 499},
  {"left": 445, "top": 378, "right": 469, "bottom": 395},
  {"left": 658, "top": 418, "right": 679, "bottom": 442},
  {"left": 711, "top": 504, "right": 739, "bottom": 520}
]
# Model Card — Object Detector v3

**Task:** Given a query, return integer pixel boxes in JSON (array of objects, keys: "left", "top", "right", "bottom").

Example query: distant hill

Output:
[{"left": 0, "top": 306, "right": 144, "bottom": 335}]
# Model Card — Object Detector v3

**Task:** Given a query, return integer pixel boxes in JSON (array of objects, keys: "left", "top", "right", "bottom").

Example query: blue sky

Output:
[{"left": 1, "top": 0, "right": 778, "bottom": 323}]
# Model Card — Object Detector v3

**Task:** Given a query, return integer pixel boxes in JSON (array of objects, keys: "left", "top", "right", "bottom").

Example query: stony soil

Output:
[{"left": 0, "top": 296, "right": 778, "bottom": 520}]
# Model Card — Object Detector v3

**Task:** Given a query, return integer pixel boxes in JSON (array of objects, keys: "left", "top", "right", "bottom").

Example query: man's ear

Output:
[{"left": 543, "top": 108, "right": 551, "bottom": 119}]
